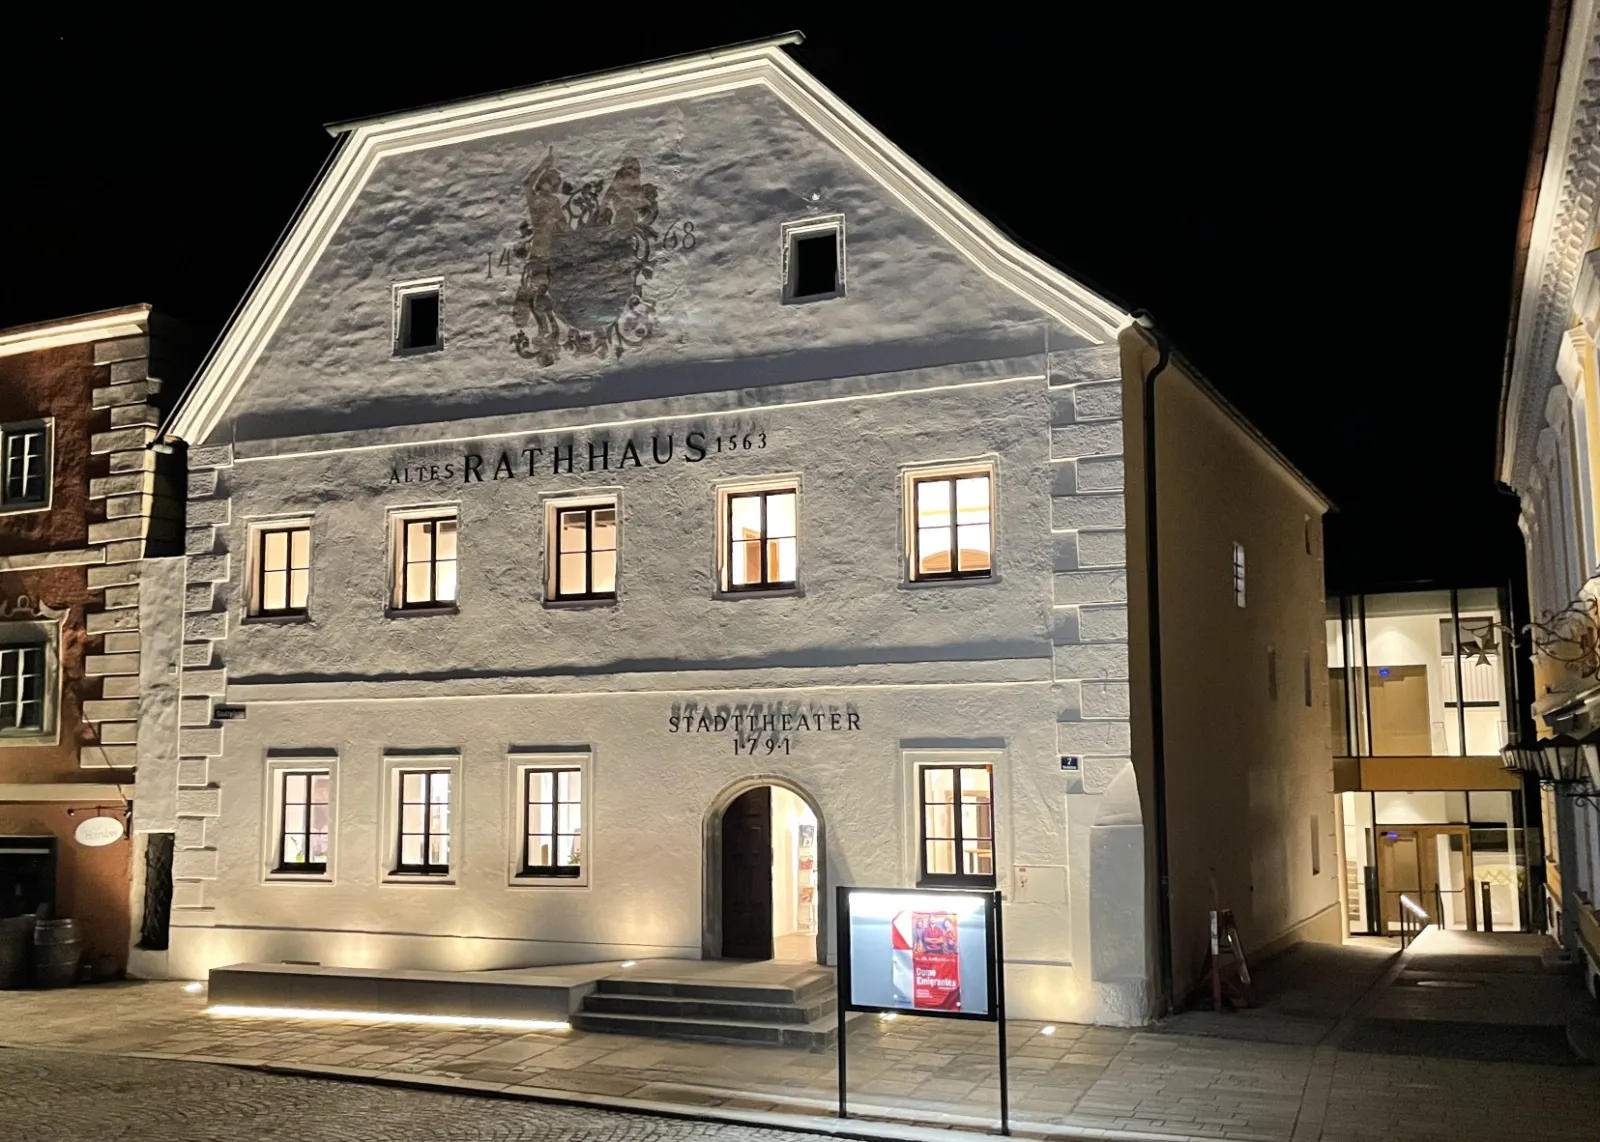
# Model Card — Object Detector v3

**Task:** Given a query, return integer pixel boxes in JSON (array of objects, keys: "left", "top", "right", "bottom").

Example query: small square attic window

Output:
[
  {"left": 782, "top": 217, "right": 844, "bottom": 302},
  {"left": 394, "top": 281, "right": 442, "bottom": 353}
]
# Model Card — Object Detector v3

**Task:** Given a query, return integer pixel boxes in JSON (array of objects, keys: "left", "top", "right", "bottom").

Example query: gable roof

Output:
[{"left": 163, "top": 34, "right": 1126, "bottom": 445}]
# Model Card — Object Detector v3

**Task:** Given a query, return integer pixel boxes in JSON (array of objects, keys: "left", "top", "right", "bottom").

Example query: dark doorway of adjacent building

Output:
[{"left": 0, "top": 835, "right": 57, "bottom": 919}]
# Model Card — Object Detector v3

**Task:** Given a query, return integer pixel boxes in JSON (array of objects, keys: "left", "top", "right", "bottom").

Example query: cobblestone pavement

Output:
[
  {"left": 0, "top": 1049, "right": 824, "bottom": 1142},
  {"left": 2, "top": 935, "right": 1599, "bottom": 1141}
]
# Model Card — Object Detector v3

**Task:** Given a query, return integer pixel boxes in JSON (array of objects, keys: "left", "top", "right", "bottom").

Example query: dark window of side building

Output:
[
  {"left": 396, "top": 769, "right": 451, "bottom": 875},
  {"left": 396, "top": 287, "right": 441, "bottom": 353},
  {"left": 919, "top": 764, "right": 996, "bottom": 888},
  {"left": 523, "top": 768, "right": 582, "bottom": 878},
  {"left": 1, "top": 426, "right": 48, "bottom": 506},
  {"left": 0, "top": 643, "right": 47, "bottom": 733},
  {"left": 277, "top": 771, "right": 330, "bottom": 874}
]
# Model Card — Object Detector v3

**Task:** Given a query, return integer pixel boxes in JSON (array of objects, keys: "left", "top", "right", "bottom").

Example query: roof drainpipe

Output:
[{"left": 1130, "top": 309, "right": 1174, "bottom": 1017}]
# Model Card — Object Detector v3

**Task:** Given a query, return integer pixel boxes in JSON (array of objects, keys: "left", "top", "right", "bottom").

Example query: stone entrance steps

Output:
[{"left": 571, "top": 967, "right": 841, "bottom": 1049}]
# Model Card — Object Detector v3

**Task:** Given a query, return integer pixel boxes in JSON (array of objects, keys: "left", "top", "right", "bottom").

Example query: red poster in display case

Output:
[{"left": 894, "top": 910, "right": 960, "bottom": 1011}]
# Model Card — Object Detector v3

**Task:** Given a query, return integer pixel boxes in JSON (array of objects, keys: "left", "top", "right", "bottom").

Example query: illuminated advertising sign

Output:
[{"left": 837, "top": 887, "right": 998, "bottom": 1022}]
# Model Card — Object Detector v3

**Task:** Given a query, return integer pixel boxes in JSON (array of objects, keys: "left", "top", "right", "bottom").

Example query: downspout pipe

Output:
[{"left": 1130, "top": 309, "right": 1175, "bottom": 1016}]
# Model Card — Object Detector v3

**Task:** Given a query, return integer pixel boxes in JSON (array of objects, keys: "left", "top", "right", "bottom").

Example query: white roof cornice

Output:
[
  {"left": 165, "top": 42, "right": 1125, "bottom": 444},
  {"left": 1504, "top": 0, "right": 1600, "bottom": 487},
  {"left": 0, "top": 304, "right": 150, "bottom": 360}
]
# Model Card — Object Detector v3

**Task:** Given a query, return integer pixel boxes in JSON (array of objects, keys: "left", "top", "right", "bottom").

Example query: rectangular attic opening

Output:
[
  {"left": 394, "top": 283, "right": 442, "bottom": 353},
  {"left": 783, "top": 219, "right": 844, "bottom": 302}
]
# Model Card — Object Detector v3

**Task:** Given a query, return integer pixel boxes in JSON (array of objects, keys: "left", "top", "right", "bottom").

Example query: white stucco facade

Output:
[{"left": 137, "top": 39, "right": 1158, "bottom": 1023}]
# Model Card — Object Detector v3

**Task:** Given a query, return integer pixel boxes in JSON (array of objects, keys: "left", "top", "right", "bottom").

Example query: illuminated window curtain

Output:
[{"left": 1570, "top": 385, "right": 1598, "bottom": 579}]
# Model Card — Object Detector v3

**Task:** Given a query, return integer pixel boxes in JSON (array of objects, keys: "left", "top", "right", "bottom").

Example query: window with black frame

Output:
[
  {"left": 522, "top": 768, "right": 582, "bottom": 877},
  {"left": 392, "top": 515, "right": 458, "bottom": 609},
  {"left": 253, "top": 525, "right": 311, "bottom": 616},
  {"left": 1, "top": 426, "right": 47, "bottom": 507},
  {"left": 276, "top": 771, "right": 330, "bottom": 873},
  {"left": 0, "top": 642, "right": 46, "bottom": 733},
  {"left": 910, "top": 472, "right": 992, "bottom": 580},
  {"left": 396, "top": 769, "right": 451, "bottom": 875},
  {"left": 551, "top": 503, "right": 617, "bottom": 600},
  {"left": 919, "top": 764, "right": 995, "bottom": 887},
  {"left": 725, "top": 487, "right": 797, "bottom": 590}
]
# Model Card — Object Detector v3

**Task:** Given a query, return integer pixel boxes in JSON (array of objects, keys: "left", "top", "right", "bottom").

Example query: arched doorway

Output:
[{"left": 703, "top": 775, "right": 827, "bottom": 964}]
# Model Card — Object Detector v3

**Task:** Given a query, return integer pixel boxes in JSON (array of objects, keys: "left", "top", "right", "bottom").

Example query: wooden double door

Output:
[
  {"left": 1377, "top": 825, "right": 1475, "bottom": 933},
  {"left": 721, "top": 787, "right": 773, "bottom": 960}
]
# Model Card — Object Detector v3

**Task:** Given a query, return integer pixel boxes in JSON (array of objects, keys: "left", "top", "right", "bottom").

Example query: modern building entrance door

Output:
[{"left": 1377, "top": 825, "right": 1474, "bottom": 933}]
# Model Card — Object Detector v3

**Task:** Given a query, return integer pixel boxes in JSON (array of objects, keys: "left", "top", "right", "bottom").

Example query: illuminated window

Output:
[
  {"left": 909, "top": 471, "right": 993, "bottom": 580},
  {"left": 251, "top": 524, "right": 311, "bottom": 616},
  {"left": 394, "top": 281, "right": 442, "bottom": 353},
  {"left": 1232, "top": 542, "right": 1246, "bottom": 607},
  {"left": 1, "top": 424, "right": 48, "bottom": 508},
  {"left": 276, "top": 771, "right": 330, "bottom": 874},
  {"left": 723, "top": 486, "right": 797, "bottom": 591},
  {"left": 782, "top": 217, "right": 844, "bottom": 302},
  {"left": 523, "top": 768, "right": 582, "bottom": 878},
  {"left": 0, "top": 642, "right": 47, "bottom": 733},
  {"left": 548, "top": 501, "right": 617, "bottom": 601},
  {"left": 919, "top": 764, "right": 995, "bottom": 887},
  {"left": 391, "top": 511, "right": 458, "bottom": 609},
  {"left": 396, "top": 769, "right": 451, "bottom": 875}
]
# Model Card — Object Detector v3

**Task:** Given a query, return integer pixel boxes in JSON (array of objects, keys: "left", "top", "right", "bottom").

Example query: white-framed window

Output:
[
  {"left": 781, "top": 215, "right": 845, "bottom": 303},
  {"left": 903, "top": 462, "right": 996, "bottom": 582},
  {"left": 508, "top": 750, "right": 589, "bottom": 885},
  {"left": 917, "top": 761, "right": 996, "bottom": 888},
  {"left": 717, "top": 481, "right": 798, "bottom": 593},
  {"left": 263, "top": 752, "right": 337, "bottom": 881},
  {"left": 0, "top": 619, "right": 60, "bottom": 746},
  {"left": 388, "top": 507, "right": 459, "bottom": 610},
  {"left": 393, "top": 279, "right": 443, "bottom": 354},
  {"left": 1232, "top": 542, "right": 1246, "bottom": 607},
  {"left": 1, "top": 421, "right": 51, "bottom": 511},
  {"left": 545, "top": 496, "right": 618, "bottom": 602},
  {"left": 382, "top": 754, "right": 461, "bottom": 882},
  {"left": 247, "top": 520, "right": 312, "bottom": 617}
]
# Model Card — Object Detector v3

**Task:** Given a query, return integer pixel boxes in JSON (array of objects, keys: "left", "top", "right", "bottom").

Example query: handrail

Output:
[{"left": 1398, "top": 893, "right": 1431, "bottom": 948}]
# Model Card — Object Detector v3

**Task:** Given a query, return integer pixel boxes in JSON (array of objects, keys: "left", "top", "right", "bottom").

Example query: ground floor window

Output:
[
  {"left": 276, "top": 770, "right": 330, "bottom": 873},
  {"left": 522, "top": 768, "right": 582, "bottom": 877},
  {"left": 919, "top": 764, "right": 995, "bottom": 887},
  {"left": 397, "top": 769, "right": 451, "bottom": 875}
]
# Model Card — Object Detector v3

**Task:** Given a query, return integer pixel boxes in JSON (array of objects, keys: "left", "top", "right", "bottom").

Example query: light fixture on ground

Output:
[{"left": 206, "top": 1004, "right": 570, "bottom": 1032}]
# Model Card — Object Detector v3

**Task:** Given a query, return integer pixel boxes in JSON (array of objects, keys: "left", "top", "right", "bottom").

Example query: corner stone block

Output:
[
  {"left": 93, "top": 380, "right": 158, "bottom": 409},
  {"left": 89, "top": 472, "right": 153, "bottom": 499},
  {"left": 175, "top": 787, "right": 222, "bottom": 817},
  {"left": 109, "top": 449, "right": 156, "bottom": 475},
  {"left": 182, "top": 642, "right": 214, "bottom": 668},
  {"left": 1058, "top": 720, "right": 1132, "bottom": 755},
  {"left": 1078, "top": 605, "right": 1129, "bottom": 642},
  {"left": 175, "top": 818, "right": 206, "bottom": 848},
  {"left": 101, "top": 676, "right": 140, "bottom": 699},
  {"left": 172, "top": 882, "right": 206, "bottom": 910},
  {"left": 105, "top": 492, "right": 154, "bottom": 520},
  {"left": 185, "top": 526, "right": 216, "bottom": 556},
  {"left": 1077, "top": 529, "right": 1127, "bottom": 568},
  {"left": 177, "top": 758, "right": 209, "bottom": 787},
  {"left": 89, "top": 426, "right": 157, "bottom": 455},
  {"left": 85, "top": 653, "right": 140, "bottom": 677},
  {"left": 172, "top": 848, "right": 219, "bottom": 880},
  {"left": 185, "top": 583, "right": 215, "bottom": 615},
  {"left": 1073, "top": 381, "right": 1123, "bottom": 421},
  {"left": 80, "top": 744, "right": 138, "bottom": 768},
  {"left": 1054, "top": 569, "right": 1128, "bottom": 605},
  {"left": 87, "top": 517, "right": 148, "bottom": 545},
  {"left": 103, "top": 632, "right": 140, "bottom": 654},
  {"left": 93, "top": 335, "right": 149, "bottom": 365},
  {"left": 1052, "top": 493, "right": 1125, "bottom": 531},
  {"left": 178, "top": 727, "right": 224, "bottom": 757},
  {"left": 85, "top": 608, "right": 141, "bottom": 635},
  {"left": 1080, "top": 754, "right": 1130, "bottom": 795},
  {"left": 102, "top": 584, "right": 141, "bottom": 610},
  {"left": 186, "top": 553, "right": 230, "bottom": 583},
  {"left": 107, "top": 358, "right": 150, "bottom": 383},
  {"left": 1047, "top": 344, "right": 1121, "bottom": 384},
  {"left": 1049, "top": 389, "right": 1078, "bottom": 427},
  {"left": 1054, "top": 642, "right": 1130, "bottom": 681},
  {"left": 1081, "top": 681, "right": 1131, "bottom": 719},
  {"left": 1053, "top": 532, "right": 1079, "bottom": 572},
  {"left": 83, "top": 698, "right": 140, "bottom": 721},
  {"left": 102, "top": 539, "right": 146, "bottom": 564},
  {"left": 188, "top": 444, "right": 234, "bottom": 470},
  {"left": 98, "top": 722, "right": 139, "bottom": 746},
  {"left": 1075, "top": 457, "right": 1125, "bottom": 493},
  {"left": 180, "top": 696, "right": 214, "bottom": 727},
  {"left": 187, "top": 497, "right": 231, "bottom": 527},
  {"left": 183, "top": 612, "right": 228, "bottom": 641},
  {"left": 1051, "top": 422, "right": 1123, "bottom": 460},
  {"left": 181, "top": 668, "right": 227, "bottom": 697},
  {"left": 109, "top": 404, "right": 161, "bottom": 430},
  {"left": 87, "top": 562, "right": 141, "bottom": 590},
  {"left": 1052, "top": 608, "right": 1081, "bottom": 646},
  {"left": 187, "top": 469, "right": 219, "bottom": 498}
]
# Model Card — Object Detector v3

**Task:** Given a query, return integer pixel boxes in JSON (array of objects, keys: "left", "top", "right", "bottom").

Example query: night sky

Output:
[{"left": 2, "top": 13, "right": 1551, "bottom": 595}]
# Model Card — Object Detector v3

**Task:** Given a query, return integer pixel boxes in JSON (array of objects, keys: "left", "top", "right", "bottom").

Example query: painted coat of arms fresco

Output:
[{"left": 506, "top": 148, "right": 695, "bottom": 366}]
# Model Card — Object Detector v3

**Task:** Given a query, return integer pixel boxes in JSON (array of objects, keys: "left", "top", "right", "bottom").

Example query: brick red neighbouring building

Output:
[{"left": 0, "top": 306, "right": 185, "bottom": 979}]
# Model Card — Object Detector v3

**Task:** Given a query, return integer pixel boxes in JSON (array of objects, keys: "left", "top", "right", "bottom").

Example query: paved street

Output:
[
  {"left": 0, "top": 1049, "right": 820, "bottom": 1142},
  {"left": 0, "top": 932, "right": 1597, "bottom": 1141}
]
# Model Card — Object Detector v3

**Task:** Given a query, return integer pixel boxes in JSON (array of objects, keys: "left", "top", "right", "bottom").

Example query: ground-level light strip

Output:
[
  {"left": 835, "top": 886, "right": 1008, "bottom": 1135},
  {"left": 206, "top": 1004, "right": 570, "bottom": 1032}
]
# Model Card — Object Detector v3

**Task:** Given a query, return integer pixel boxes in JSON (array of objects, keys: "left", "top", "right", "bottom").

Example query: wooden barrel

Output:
[
  {"left": 0, "top": 915, "right": 32, "bottom": 989},
  {"left": 31, "top": 919, "right": 82, "bottom": 989}
]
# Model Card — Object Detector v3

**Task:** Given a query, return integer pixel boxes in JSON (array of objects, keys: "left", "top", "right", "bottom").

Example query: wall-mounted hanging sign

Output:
[{"left": 74, "top": 817, "right": 124, "bottom": 848}]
